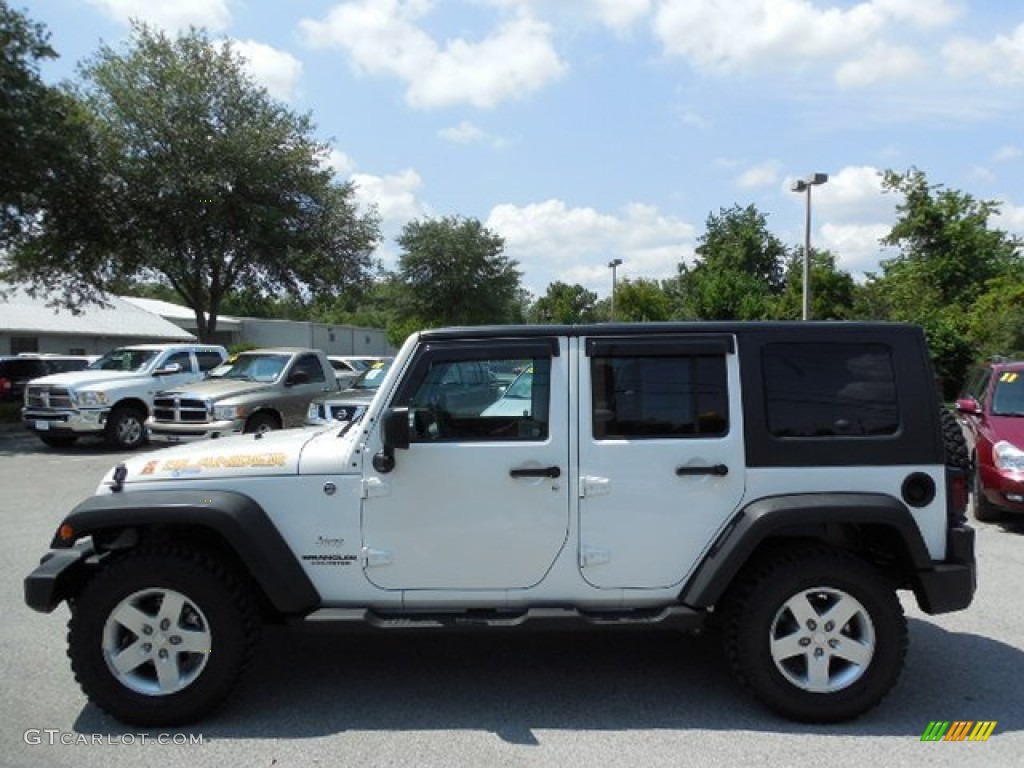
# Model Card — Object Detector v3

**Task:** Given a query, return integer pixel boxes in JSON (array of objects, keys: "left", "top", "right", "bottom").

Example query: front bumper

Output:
[
  {"left": 22, "top": 407, "right": 108, "bottom": 436},
  {"left": 24, "top": 540, "right": 98, "bottom": 613},
  {"left": 147, "top": 418, "right": 245, "bottom": 443},
  {"left": 913, "top": 525, "right": 977, "bottom": 615},
  {"left": 979, "top": 465, "right": 1024, "bottom": 513}
]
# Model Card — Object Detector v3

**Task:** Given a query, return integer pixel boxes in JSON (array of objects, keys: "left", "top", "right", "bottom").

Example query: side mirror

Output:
[
  {"left": 955, "top": 398, "right": 980, "bottom": 415},
  {"left": 373, "top": 407, "right": 410, "bottom": 473},
  {"left": 154, "top": 363, "right": 182, "bottom": 376}
]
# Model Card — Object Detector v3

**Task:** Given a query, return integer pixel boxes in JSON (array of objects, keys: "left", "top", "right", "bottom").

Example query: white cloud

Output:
[
  {"left": 87, "top": 0, "right": 232, "bottom": 32},
  {"left": 438, "top": 120, "right": 507, "bottom": 148},
  {"left": 300, "top": 0, "right": 566, "bottom": 109},
  {"left": 231, "top": 40, "right": 303, "bottom": 102},
  {"left": 871, "top": 0, "right": 959, "bottom": 28},
  {"left": 591, "top": 0, "right": 652, "bottom": 34},
  {"left": 738, "top": 161, "right": 781, "bottom": 189},
  {"left": 993, "top": 199, "right": 1024, "bottom": 236},
  {"left": 995, "top": 146, "right": 1023, "bottom": 162},
  {"left": 350, "top": 168, "right": 428, "bottom": 228},
  {"left": 944, "top": 24, "right": 1024, "bottom": 84},
  {"left": 322, "top": 149, "right": 355, "bottom": 177},
  {"left": 835, "top": 43, "right": 924, "bottom": 87},
  {"left": 486, "top": 199, "right": 694, "bottom": 296},
  {"left": 820, "top": 222, "right": 893, "bottom": 277}
]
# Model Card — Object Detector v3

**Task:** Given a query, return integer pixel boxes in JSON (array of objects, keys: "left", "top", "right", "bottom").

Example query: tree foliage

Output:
[
  {"left": 612, "top": 277, "right": 672, "bottom": 322},
  {"left": 393, "top": 215, "right": 523, "bottom": 330},
  {"left": 676, "top": 204, "right": 788, "bottom": 320},
  {"left": 529, "top": 281, "right": 598, "bottom": 324},
  {"left": 774, "top": 249, "right": 857, "bottom": 320},
  {"left": 3, "top": 23, "right": 379, "bottom": 341}
]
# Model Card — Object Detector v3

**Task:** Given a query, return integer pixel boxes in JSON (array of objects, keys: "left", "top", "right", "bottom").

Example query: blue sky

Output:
[{"left": 25, "top": 0, "right": 1024, "bottom": 299}]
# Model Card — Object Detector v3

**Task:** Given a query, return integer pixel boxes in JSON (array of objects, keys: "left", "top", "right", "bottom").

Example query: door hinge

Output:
[
  {"left": 580, "top": 546, "right": 611, "bottom": 568},
  {"left": 578, "top": 475, "right": 611, "bottom": 498},
  {"left": 361, "top": 547, "right": 393, "bottom": 567},
  {"left": 361, "top": 477, "right": 389, "bottom": 499}
]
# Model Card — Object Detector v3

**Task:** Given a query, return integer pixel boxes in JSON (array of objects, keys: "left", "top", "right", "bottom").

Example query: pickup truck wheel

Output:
[
  {"left": 244, "top": 413, "right": 279, "bottom": 434},
  {"left": 723, "top": 548, "right": 906, "bottom": 723},
  {"left": 38, "top": 435, "right": 77, "bottom": 447},
  {"left": 67, "top": 548, "right": 259, "bottom": 727},
  {"left": 105, "top": 406, "right": 147, "bottom": 450}
]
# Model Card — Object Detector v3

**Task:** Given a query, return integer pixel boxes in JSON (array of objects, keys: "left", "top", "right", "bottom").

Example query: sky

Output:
[{"left": 22, "top": 0, "right": 1024, "bottom": 300}]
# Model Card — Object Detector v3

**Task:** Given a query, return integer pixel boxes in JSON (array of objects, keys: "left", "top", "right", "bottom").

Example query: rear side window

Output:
[
  {"left": 763, "top": 343, "right": 899, "bottom": 438},
  {"left": 591, "top": 355, "right": 729, "bottom": 439}
]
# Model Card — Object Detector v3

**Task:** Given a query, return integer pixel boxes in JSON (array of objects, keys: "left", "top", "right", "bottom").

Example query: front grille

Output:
[
  {"left": 25, "top": 385, "right": 73, "bottom": 410},
  {"left": 328, "top": 404, "right": 366, "bottom": 422},
  {"left": 153, "top": 395, "right": 210, "bottom": 423}
]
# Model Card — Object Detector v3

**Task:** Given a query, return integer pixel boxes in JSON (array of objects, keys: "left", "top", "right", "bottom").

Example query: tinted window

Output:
[
  {"left": 763, "top": 343, "right": 899, "bottom": 438},
  {"left": 591, "top": 355, "right": 728, "bottom": 439},
  {"left": 196, "top": 351, "right": 225, "bottom": 372},
  {"left": 291, "top": 354, "right": 326, "bottom": 383},
  {"left": 163, "top": 351, "right": 193, "bottom": 372}
]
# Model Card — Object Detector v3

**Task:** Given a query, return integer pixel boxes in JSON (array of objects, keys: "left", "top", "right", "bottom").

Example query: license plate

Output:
[{"left": 35, "top": 420, "right": 50, "bottom": 431}]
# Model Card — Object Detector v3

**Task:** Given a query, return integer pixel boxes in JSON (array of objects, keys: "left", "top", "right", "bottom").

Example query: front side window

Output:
[
  {"left": 591, "top": 355, "right": 728, "bottom": 439},
  {"left": 401, "top": 355, "right": 550, "bottom": 442},
  {"left": 763, "top": 343, "right": 899, "bottom": 438},
  {"left": 162, "top": 351, "right": 193, "bottom": 372},
  {"left": 291, "top": 354, "right": 326, "bottom": 383}
]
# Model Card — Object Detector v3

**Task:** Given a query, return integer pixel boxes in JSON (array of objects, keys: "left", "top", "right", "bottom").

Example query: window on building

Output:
[{"left": 10, "top": 337, "right": 38, "bottom": 354}]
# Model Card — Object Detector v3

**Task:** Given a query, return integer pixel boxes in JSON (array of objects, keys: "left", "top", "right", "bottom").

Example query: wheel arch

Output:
[
  {"left": 111, "top": 396, "right": 150, "bottom": 418},
  {"left": 52, "top": 489, "right": 320, "bottom": 616},
  {"left": 681, "top": 493, "right": 932, "bottom": 609},
  {"left": 245, "top": 408, "right": 283, "bottom": 430}
]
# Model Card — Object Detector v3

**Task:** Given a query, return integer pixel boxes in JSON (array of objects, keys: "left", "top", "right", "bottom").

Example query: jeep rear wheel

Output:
[
  {"left": 68, "top": 548, "right": 259, "bottom": 726},
  {"left": 105, "top": 405, "right": 147, "bottom": 450},
  {"left": 724, "top": 548, "right": 906, "bottom": 723}
]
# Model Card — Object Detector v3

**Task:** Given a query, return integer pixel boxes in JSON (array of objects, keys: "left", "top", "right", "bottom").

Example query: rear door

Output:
[{"left": 577, "top": 334, "right": 746, "bottom": 589}]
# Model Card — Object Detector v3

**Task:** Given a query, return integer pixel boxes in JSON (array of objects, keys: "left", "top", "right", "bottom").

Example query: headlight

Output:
[
  {"left": 213, "top": 404, "right": 245, "bottom": 421},
  {"left": 307, "top": 402, "right": 323, "bottom": 420},
  {"left": 994, "top": 441, "right": 1024, "bottom": 473},
  {"left": 75, "top": 390, "right": 109, "bottom": 407}
]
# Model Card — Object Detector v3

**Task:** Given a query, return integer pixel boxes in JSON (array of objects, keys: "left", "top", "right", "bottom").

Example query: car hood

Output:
[
  {"left": 160, "top": 378, "right": 274, "bottom": 401},
  {"left": 989, "top": 415, "right": 1024, "bottom": 448},
  {"left": 29, "top": 370, "right": 146, "bottom": 389},
  {"left": 110, "top": 428, "right": 319, "bottom": 486}
]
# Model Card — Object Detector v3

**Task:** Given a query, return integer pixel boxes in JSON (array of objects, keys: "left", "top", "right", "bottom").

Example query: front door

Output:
[
  {"left": 577, "top": 333, "right": 746, "bottom": 589},
  {"left": 361, "top": 338, "right": 570, "bottom": 591}
]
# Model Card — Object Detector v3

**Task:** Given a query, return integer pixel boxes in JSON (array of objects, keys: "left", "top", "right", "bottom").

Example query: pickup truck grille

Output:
[
  {"left": 153, "top": 394, "right": 210, "bottom": 423},
  {"left": 25, "top": 385, "right": 73, "bottom": 410}
]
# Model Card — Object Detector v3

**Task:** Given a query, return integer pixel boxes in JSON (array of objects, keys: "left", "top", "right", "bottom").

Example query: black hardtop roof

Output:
[{"left": 417, "top": 321, "right": 924, "bottom": 343}]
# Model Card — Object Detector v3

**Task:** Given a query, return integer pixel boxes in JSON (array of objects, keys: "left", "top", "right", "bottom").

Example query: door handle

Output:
[
  {"left": 676, "top": 464, "right": 728, "bottom": 477},
  {"left": 510, "top": 466, "right": 561, "bottom": 479}
]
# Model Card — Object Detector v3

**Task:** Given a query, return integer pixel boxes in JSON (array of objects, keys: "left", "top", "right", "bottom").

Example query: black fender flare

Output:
[
  {"left": 53, "top": 489, "right": 320, "bottom": 615},
  {"left": 680, "top": 493, "right": 932, "bottom": 608}
]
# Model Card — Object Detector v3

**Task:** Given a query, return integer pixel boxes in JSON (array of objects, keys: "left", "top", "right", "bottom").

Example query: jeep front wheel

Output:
[
  {"left": 105, "top": 405, "right": 147, "bottom": 449},
  {"left": 68, "top": 548, "right": 259, "bottom": 726},
  {"left": 723, "top": 548, "right": 907, "bottom": 723}
]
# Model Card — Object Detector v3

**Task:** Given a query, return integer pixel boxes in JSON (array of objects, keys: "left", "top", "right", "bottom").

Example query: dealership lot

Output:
[{"left": 1, "top": 430, "right": 1022, "bottom": 768}]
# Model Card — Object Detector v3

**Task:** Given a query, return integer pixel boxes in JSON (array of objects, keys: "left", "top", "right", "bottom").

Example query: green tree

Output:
[
  {"left": 676, "top": 204, "right": 788, "bottom": 320},
  {"left": 611, "top": 277, "right": 672, "bottom": 321},
  {"left": 876, "top": 168, "right": 1024, "bottom": 392},
  {"left": 774, "top": 249, "right": 857, "bottom": 320},
  {"left": 394, "top": 215, "right": 522, "bottom": 329},
  {"left": 529, "top": 281, "right": 598, "bottom": 324},
  {"left": 3, "top": 23, "right": 379, "bottom": 341},
  {"left": 0, "top": 2, "right": 93, "bottom": 249}
]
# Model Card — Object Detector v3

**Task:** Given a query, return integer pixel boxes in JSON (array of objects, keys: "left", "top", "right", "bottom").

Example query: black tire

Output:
[
  {"left": 723, "top": 548, "right": 907, "bottom": 723},
  {"left": 105, "top": 405, "right": 148, "bottom": 450},
  {"left": 244, "top": 412, "right": 279, "bottom": 435},
  {"left": 38, "top": 434, "right": 78, "bottom": 448},
  {"left": 940, "top": 407, "right": 969, "bottom": 474},
  {"left": 68, "top": 547, "right": 259, "bottom": 726},
  {"left": 970, "top": 459, "right": 1001, "bottom": 523}
]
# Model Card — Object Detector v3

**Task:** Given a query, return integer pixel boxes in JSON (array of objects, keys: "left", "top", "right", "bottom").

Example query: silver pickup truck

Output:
[{"left": 147, "top": 347, "right": 337, "bottom": 442}]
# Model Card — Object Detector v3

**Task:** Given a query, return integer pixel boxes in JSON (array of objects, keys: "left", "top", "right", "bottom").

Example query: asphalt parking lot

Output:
[{"left": 0, "top": 428, "right": 1022, "bottom": 768}]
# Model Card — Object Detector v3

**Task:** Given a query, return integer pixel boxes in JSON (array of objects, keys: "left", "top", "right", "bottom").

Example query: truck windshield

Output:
[
  {"left": 88, "top": 349, "right": 159, "bottom": 372},
  {"left": 222, "top": 354, "right": 290, "bottom": 383},
  {"left": 352, "top": 361, "right": 392, "bottom": 391}
]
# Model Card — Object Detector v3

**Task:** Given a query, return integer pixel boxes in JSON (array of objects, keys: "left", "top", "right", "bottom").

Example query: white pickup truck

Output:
[{"left": 22, "top": 343, "right": 228, "bottom": 449}]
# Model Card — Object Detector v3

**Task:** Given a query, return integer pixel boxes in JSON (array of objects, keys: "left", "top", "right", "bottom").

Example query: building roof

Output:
[
  {"left": 119, "top": 296, "right": 242, "bottom": 330},
  {"left": 0, "top": 284, "right": 195, "bottom": 340}
]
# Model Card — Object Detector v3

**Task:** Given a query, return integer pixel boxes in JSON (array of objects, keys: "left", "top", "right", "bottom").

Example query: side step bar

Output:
[{"left": 295, "top": 605, "right": 704, "bottom": 633}]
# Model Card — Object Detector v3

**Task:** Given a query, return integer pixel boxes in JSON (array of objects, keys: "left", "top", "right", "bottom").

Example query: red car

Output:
[{"left": 956, "top": 360, "right": 1024, "bottom": 521}]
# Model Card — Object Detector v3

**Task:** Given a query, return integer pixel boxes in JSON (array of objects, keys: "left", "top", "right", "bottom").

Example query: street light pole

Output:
[
  {"left": 790, "top": 172, "right": 828, "bottom": 321},
  {"left": 608, "top": 258, "right": 623, "bottom": 321}
]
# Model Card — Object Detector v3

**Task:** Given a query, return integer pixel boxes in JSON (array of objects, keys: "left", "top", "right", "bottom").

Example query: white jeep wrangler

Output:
[{"left": 24, "top": 323, "right": 975, "bottom": 726}]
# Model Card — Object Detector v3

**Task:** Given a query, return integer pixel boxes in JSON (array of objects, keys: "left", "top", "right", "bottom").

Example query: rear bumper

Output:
[
  {"left": 913, "top": 525, "right": 976, "bottom": 615},
  {"left": 24, "top": 541, "right": 98, "bottom": 613}
]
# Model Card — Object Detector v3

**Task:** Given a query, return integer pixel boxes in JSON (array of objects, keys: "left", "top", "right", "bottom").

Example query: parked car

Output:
[
  {"left": 0, "top": 355, "right": 94, "bottom": 402},
  {"left": 956, "top": 358, "right": 1024, "bottom": 521},
  {"left": 306, "top": 359, "right": 392, "bottom": 426}
]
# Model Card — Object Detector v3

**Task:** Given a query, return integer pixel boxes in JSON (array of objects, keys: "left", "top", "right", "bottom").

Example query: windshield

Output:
[
  {"left": 222, "top": 353, "right": 290, "bottom": 383},
  {"left": 88, "top": 348, "right": 159, "bottom": 372},
  {"left": 992, "top": 371, "right": 1024, "bottom": 416},
  {"left": 503, "top": 368, "right": 534, "bottom": 399},
  {"left": 352, "top": 360, "right": 391, "bottom": 390}
]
